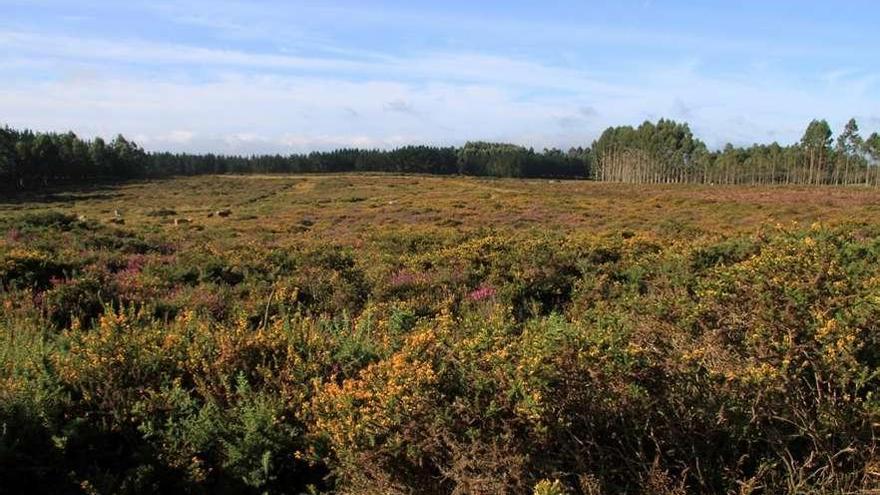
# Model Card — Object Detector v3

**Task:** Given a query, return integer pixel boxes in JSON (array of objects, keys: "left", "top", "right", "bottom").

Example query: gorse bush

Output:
[{"left": 2, "top": 207, "right": 880, "bottom": 494}]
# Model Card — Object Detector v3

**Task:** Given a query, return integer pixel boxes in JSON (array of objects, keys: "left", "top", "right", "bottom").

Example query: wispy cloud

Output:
[
  {"left": 0, "top": 31, "right": 375, "bottom": 73},
  {"left": 0, "top": 30, "right": 638, "bottom": 97},
  {"left": 383, "top": 99, "right": 419, "bottom": 116},
  {"left": 1, "top": 1, "right": 879, "bottom": 152}
]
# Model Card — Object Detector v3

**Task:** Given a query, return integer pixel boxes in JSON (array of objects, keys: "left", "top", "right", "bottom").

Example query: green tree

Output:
[
  {"left": 32, "top": 134, "right": 60, "bottom": 185},
  {"left": 801, "top": 119, "right": 833, "bottom": 185},
  {"left": 110, "top": 135, "right": 147, "bottom": 177},
  {"left": 90, "top": 137, "right": 112, "bottom": 176},
  {"left": 866, "top": 132, "right": 880, "bottom": 164},
  {"left": 864, "top": 132, "right": 880, "bottom": 186},
  {"left": 0, "top": 127, "right": 16, "bottom": 185},
  {"left": 834, "top": 118, "right": 863, "bottom": 184}
]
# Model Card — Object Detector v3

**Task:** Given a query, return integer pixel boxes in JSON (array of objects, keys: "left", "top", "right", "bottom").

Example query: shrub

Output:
[{"left": 5, "top": 214, "right": 880, "bottom": 494}]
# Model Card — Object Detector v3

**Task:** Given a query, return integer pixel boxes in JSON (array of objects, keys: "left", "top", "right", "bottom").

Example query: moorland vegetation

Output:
[{"left": 3, "top": 175, "right": 880, "bottom": 494}]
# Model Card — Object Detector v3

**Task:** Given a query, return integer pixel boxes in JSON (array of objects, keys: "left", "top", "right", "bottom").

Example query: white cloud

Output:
[
  {"left": 1, "top": 15, "right": 879, "bottom": 153},
  {"left": 2, "top": 60, "right": 877, "bottom": 153},
  {"left": 0, "top": 31, "right": 375, "bottom": 73}
]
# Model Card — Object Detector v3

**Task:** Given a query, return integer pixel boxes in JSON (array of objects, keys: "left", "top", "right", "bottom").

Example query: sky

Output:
[{"left": 1, "top": 0, "right": 879, "bottom": 154}]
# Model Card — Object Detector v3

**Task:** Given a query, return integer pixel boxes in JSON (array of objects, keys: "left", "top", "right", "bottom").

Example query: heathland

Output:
[{"left": 4, "top": 174, "right": 880, "bottom": 494}]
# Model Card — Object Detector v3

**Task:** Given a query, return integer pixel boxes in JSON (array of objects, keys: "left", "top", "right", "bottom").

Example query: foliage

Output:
[
  {"left": 4, "top": 116, "right": 877, "bottom": 188},
  {"left": 0, "top": 126, "right": 590, "bottom": 188},
  {"left": 593, "top": 117, "right": 879, "bottom": 185},
  {"left": 3, "top": 177, "right": 880, "bottom": 494}
]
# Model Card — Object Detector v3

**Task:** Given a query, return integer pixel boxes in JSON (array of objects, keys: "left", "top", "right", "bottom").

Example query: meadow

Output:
[{"left": 4, "top": 174, "right": 880, "bottom": 494}]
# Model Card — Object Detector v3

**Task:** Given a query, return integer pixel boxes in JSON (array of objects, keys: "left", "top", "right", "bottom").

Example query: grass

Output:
[{"left": 6, "top": 174, "right": 880, "bottom": 248}]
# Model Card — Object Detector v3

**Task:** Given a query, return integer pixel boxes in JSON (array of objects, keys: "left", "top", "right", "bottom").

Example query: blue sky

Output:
[{"left": 1, "top": 0, "right": 878, "bottom": 153}]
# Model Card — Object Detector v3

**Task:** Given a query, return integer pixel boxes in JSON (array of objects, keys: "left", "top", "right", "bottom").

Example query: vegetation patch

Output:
[{"left": 3, "top": 175, "right": 880, "bottom": 494}]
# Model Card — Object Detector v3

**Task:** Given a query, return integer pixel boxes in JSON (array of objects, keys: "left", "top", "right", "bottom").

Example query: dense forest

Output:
[
  {"left": 0, "top": 128, "right": 590, "bottom": 188},
  {"left": 2, "top": 118, "right": 880, "bottom": 188}
]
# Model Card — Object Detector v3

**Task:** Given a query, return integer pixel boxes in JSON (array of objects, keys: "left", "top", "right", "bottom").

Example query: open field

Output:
[
  {"left": 4, "top": 175, "right": 880, "bottom": 494},
  {"left": 6, "top": 174, "right": 880, "bottom": 242}
]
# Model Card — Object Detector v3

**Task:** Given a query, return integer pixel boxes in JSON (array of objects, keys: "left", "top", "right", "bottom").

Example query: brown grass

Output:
[{"left": 6, "top": 174, "right": 880, "bottom": 251}]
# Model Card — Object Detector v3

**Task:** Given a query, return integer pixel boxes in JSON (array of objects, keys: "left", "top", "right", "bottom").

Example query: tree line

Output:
[
  {"left": 594, "top": 118, "right": 880, "bottom": 185},
  {"left": 0, "top": 128, "right": 591, "bottom": 189},
  {"left": 0, "top": 128, "right": 149, "bottom": 188},
  {"left": 3, "top": 118, "right": 880, "bottom": 188}
]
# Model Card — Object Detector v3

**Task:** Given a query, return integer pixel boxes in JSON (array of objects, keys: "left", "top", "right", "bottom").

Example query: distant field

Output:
[
  {"left": 4, "top": 175, "right": 880, "bottom": 494},
  {"left": 6, "top": 174, "right": 880, "bottom": 243}
]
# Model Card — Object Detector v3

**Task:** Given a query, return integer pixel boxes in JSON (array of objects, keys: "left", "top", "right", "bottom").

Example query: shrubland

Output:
[{"left": 3, "top": 175, "right": 880, "bottom": 494}]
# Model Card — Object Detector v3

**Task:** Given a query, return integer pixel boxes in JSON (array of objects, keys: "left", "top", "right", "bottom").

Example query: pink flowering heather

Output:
[
  {"left": 468, "top": 284, "right": 496, "bottom": 301},
  {"left": 125, "top": 254, "right": 148, "bottom": 273},
  {"left": 115, "top": 256, "right": 152, "bottom": 300},
  {"left": 389, "top": 269, "right": 419, "bottom": 287},
  {"left": 5, "top": 228, "right": 21, "bottom": 242}
]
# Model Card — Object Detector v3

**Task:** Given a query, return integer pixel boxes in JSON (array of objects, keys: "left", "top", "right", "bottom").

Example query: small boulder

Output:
[{"left": 217, "top": 209, "right": 232, "bottom": 217}]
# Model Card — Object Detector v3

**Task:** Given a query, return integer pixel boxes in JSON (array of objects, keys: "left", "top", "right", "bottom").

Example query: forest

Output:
[
  {"left": 3, "top": 118, "right": 880, "bottom": 188},
  {"left": 593, "top": 118, "right": 880, "bottom": 185},
  {"left": 0, "top": 128, "right": 591, "bottom": 187}
]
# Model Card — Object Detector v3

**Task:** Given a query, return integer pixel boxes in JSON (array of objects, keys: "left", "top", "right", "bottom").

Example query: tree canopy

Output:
[{"left": 3, "top": 117, "right": 879, "bottom": 189}]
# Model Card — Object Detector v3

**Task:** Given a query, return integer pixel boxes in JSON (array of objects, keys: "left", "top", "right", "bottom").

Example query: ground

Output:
[
  {"left": 6, "top": 175, "right": 880, "bottom": 247},
  {"left": 4, "top": 175, "right": 880, "bottom": 494}
]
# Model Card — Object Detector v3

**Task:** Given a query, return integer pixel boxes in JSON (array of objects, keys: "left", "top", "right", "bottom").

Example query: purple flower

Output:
[
  {"left": 468, "top": 284, "right": 496, "bottom": 301},
  {"left": 125, "top": 254, "right": 147, "bottom": 273},
  {"left": 389, "top": 270, "right": 418, "bottom": 287}
]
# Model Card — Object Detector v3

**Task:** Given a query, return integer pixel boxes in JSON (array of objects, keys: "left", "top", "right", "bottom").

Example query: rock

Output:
[
  {"left": 174, "top": 218, "right": 191, "bottom": 226},
  {"left": 217, "top": 209, "right": 232, "bottom": 217}
]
